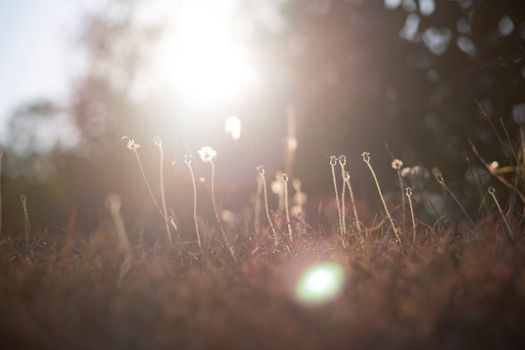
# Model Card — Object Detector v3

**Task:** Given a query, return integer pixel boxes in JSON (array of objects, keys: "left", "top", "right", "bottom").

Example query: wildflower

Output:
[
  {"left": 391, "top": 159, "right": 403, "bottom": 170},
  {"left": 198, "top": 146, "right": 217, "bottom": 163},
  {"left": 121, "top": 136, "right": 140, "bottom": 151}
]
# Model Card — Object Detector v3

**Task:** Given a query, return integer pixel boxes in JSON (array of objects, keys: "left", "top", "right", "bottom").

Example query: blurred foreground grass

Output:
[{"left": 1, "top": 220, "right": 524, "bottom": 350}]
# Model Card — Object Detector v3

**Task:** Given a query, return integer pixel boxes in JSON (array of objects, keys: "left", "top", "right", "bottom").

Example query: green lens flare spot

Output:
[{"left": 296, "top": 262, "right": 345, "bottom": 304}]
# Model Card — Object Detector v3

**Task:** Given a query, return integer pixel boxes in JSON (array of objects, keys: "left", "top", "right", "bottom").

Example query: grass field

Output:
[
  {"left": 1, "top": 146, "right": 525, "bottom": 349},
  {"left": 1, "top": 206, "right": 525, "bottom": 349}
]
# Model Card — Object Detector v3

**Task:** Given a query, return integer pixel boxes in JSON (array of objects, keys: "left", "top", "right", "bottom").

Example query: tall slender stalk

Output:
[
  {"left": 257, "top": 165, "right": 279, "bottom": 247},
  {"left": 121, "top": 137, "right": 163, "bottom": 218},
  {"left": 343, "top": 170, "right": 362, "bottom": 239},
  {"left": 339, "top": 155, "right": 347, "bottom": 246},
  {"left": 405, "top": 187, "right": 417, "bottom": 243},
  {"left": 254, "top": 176, "right": 263, "bottom": 236},
  {"left": 20, "top": 194, "right": 30, "bottom": 244},
  {"left": 281, "top": 173, "right": 293, "bottom": 243},
  {"left": 330, "top": 156, "right": 343, "bottom": 237},
  {"left": 185, "top": 154, "right": 202, "bottom": 253},
  {"left": 488, "top": 187, "right": 513, "bottom": 240},
  {"left": 392, "top": 159, "right": 406, "bottom": 229},
  {"left": 209, "top": 160, "right": 236, "bottom": 261},
  {"left": 153, "top": 137, "right": 172, "bottom": 244},
  {"left": 434, "top": 171, "right": 475, "bottom": 228},
  {"left": 362, "top": 152, "right": 402, "bottom": 245}
]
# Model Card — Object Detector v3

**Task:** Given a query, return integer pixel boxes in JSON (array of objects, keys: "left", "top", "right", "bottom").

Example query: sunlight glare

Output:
[
  {"left": 155, "top": 0, "right": 259, "bottom": 105},
  {"left": 296, "top": 262, "right": 345, "bottom": 305},
  {"left": 225, "top": 115, "right": 242, "bottom": 140}
]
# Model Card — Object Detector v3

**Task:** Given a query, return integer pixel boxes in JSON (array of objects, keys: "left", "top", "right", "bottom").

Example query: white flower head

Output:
[
  {"left": 391, "top": 159, "right": 403, "bottom": 170},
  {"left": 121, "top": 136, "right": 140, "bottom": 151},
  {"left": 198, "top": 146, "right": 217, "bottom": 163}
]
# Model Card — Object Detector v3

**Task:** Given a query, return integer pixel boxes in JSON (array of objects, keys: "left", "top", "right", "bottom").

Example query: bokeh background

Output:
[{"left": 1, "top": 0, "right": 524, "bottom": 234}]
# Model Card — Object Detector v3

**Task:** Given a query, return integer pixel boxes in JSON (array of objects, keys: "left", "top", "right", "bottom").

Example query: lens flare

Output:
[
  {"left": 225, "top": 116, "right": 242, "bottom": 140},
  {"left": 295, "top": 262, "right": 345, "bottom": 304}
]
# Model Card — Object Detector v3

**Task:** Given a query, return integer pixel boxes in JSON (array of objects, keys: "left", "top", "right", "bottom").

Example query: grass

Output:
[
  {"left": 1, "top": 139, "right": 525, "bottom": 349},
  {"left": 0, "top": 221, "right": 524, "bottom": 349}
]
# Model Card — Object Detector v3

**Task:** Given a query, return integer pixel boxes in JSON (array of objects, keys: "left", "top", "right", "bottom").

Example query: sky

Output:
[{"left": 0, "top": 0, "right": 106, "bottom": 139}]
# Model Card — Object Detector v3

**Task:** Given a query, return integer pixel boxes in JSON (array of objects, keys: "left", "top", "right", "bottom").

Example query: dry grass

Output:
[{"left": 0, "top": 216, "right": 524, "bottom": 350}]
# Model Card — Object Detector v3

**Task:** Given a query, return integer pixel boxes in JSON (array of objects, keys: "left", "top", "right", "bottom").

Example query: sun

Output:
[{"left": 153, "top": 0, "right": 259, "bottom": 106}]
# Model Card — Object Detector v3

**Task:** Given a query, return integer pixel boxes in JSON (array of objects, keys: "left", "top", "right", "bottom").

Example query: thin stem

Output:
[
  {"left": 391, "top": 159, "right": 405, "bottom": 230},
  {"left": 254, "top": 177, "right": 262, "bottom": 236},
  {"left": 257, "top": 166, "right": 279, "bottom": 247},
  {"left": 469, "top": 139, "right": 525, "bottom": 204},
  {"left": 434, "top": 172, "right": 475, "bottom": 228},
  {"left": 488, "top": 187, "right": 513, "bottom": 240},
  {"left": 362, "top": 152, "right": 402, "bottom": 245},
  {"left": 154, "top": 138, "right": 172, "bottom": 244},
  {"left": 210, "top": 161, "right": 236, "bottom": 261},
  {"left": 343, "top": 171, "right": 362, "bottom": 240},
  {"left": 185, "top": 155, "right": 202, "bottom": 253},
  {"left": 397, "top": 169, "right": 406, "bottom": 229},
  {"left": 339, "top": 156, "right": 347, "bottom": 231},
  {"left": 20, "top": 194, "right": 30, "bottom": 244},
  {"left": 405, "top": 187, "right": 416, "bottom": 243},
  {"left": 330, "top": 156, "right": 343, "bottom": 237},
  {"left": 339, "top": 156, "right": 347, "bottom": 247},
  {"left": 133, "top": 150, "right": 163, "bottom": 216},
  {"left": 341, "top": 177, "right": 347, "bottom": 240},
  {"left": 520, "top": 125, "right": 525, "bottom": 175},
  {"left": 282, "top": 173, "right": 293, "bottom": 243}
]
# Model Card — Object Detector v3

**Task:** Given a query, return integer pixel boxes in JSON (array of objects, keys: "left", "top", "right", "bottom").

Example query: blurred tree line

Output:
[{"left": 3, "top": 0, "right": 525, "bottom": 234}]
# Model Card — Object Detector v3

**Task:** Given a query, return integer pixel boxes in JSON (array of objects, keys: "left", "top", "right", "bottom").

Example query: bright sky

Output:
[{"left": 0, "top": 0, "right": 105, "bottom": 139}]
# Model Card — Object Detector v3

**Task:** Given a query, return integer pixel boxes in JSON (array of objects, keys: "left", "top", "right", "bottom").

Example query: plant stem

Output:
[
  {"left": 405, "top": 187, "right": 416, "bottom": 243},
  {"left": 330, "top": 156, "right": 343, "bottom": 238},
  {"left": 282, "top": 174, "right": 293, "bottom": 243},
  {"left": 488, "top": 187, "right": 513, "bottom": 240},
  {"left": 185, "top": 155, "right": 202, "bottom": 253},
  {"left": 210, "top": 161, "right": 236, "bottom": 261},
  {"left": 257, "top": 166, "right": 279, "bottom": 247},
  {"left": 154, "top": 138, "right": 172, "bottom": 244},
  {"left": 362, "top": 152, "right": 402, "bottom": 245},
  {"left": 343, "top": 171, "right": 362, "bottom": 240}
]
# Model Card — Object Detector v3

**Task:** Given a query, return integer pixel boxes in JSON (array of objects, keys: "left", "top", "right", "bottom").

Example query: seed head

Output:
[
  {"left": 433, "top": 168, "right": 445, "bottom": 184},
  {"left": 256, "top": 165, "right": 265, "bottom": 176},
  {"left": 121, "top": 136, "right": 140, "bottom": 151},
  {"left": 330, "top": 155, "right": 338, "bottom": 166},
  {"left": 361, "top": 152, "right": 370, "bottom": 163},
  {"left": 184, "top": 154, "right": 192, "bottom": 165},
  {"left": 339, "top": 155, "right": 347, "bottom": 167},
  {"left": 153, "top": 136, "right": 162, "bottom": 148},
  {"left": 198, "top": 146, "right": 217, "bottom": 163},
  {"left": 391, "top": 159, "right": 403, "bottom": 170}
]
